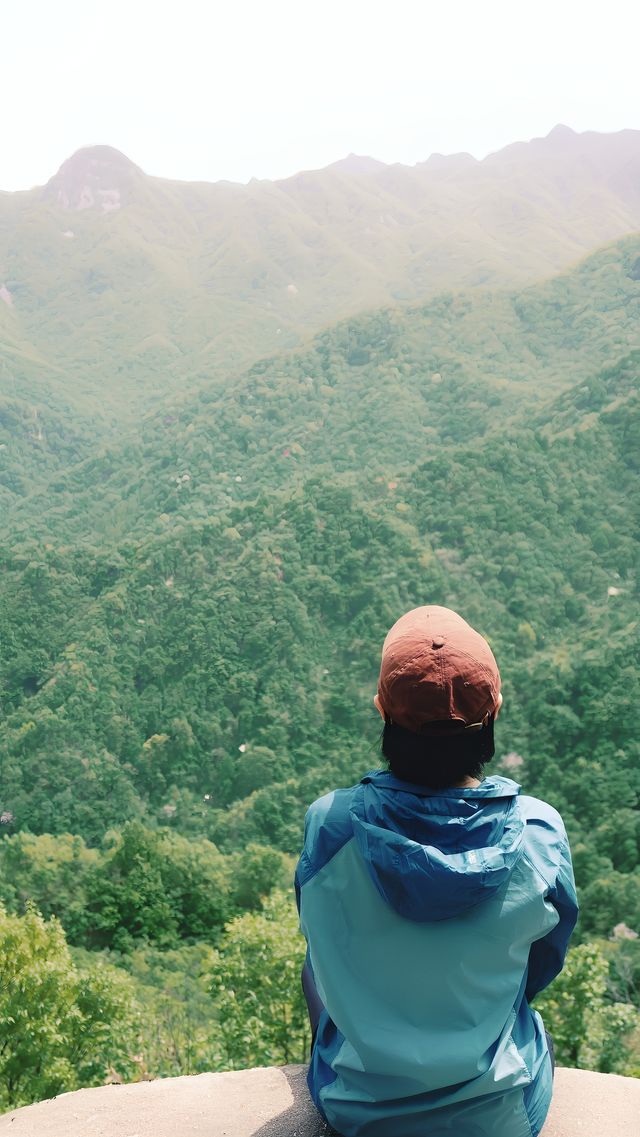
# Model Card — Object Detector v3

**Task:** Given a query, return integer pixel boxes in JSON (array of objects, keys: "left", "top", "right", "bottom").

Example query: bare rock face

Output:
[
  {"left": 1, "top": 1065, "right": 639, "bottom": 1137},
  {"left": 43, "top": 146, "right": 144, "bottom": 211}
]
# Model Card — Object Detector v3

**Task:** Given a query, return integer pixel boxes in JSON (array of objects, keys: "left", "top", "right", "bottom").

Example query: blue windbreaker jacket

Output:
[{"left": 295, "top": 771, "right": 578, "bottom": 1137}]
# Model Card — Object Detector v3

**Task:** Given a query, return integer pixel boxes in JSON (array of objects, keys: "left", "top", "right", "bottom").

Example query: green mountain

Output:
[
  {"left": 4, "top": 230, "right": 640, "bottom": 541},
  {"left": 1, "top": 131, "right": 639, "bottom": 1096},
  {"left": 2, "top": 125, "right": 640, "bottom": 428},
  {"left": 0, "top": 329, "right": 637, "bottom": 862},
  {"left": 0, "top": 340, "right": 637, "bottom": 985}
]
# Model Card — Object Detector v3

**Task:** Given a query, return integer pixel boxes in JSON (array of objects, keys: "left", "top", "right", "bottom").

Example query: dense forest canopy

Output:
[
  {"left": 4, "top": 232, "right": 640, "bottom": 543},
  {"left": 0, "top": 132, "right": 639, "bottom": 1108}
]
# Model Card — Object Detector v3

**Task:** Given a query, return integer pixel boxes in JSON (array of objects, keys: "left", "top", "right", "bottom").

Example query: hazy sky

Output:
[{"left": 3, "top": 0, "right": 640, "bottom": 190}]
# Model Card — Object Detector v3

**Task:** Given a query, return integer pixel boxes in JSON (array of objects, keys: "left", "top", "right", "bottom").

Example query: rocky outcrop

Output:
[
  {"left": 1, "top": 1064, "right": 639, "bottom": 1136},
  {"left": 43, "top": 146, "right": 144, "bottom": 211}
]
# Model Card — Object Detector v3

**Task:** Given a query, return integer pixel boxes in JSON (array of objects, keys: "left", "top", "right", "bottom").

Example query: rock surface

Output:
[
  {"left": 1, "top": 1064, "right": 639, "bottom": 1136},
  {"left": 43, "top": 146, "right": 142, "bottom": 210}
]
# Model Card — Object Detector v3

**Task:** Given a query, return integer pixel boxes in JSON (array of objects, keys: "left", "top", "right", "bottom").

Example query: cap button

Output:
[{"left": 432, "top": 636, "right": 445, "bottom": 649}]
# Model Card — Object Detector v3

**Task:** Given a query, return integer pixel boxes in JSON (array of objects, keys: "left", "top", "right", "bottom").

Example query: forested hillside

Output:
[
  {"left": 4, "top": 232, "right": 640, "bottom": 541},
  {"left": 2, "top": 124, "right": 640, "bottom": 428},
  {"left": 1, "top": 136, "right": 639, "bottom": 1108}
]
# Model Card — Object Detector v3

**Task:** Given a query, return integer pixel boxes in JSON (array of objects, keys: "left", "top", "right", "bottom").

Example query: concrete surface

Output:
[{"left": 1, "top": 1064, "right": 639, "bottom": 1136}]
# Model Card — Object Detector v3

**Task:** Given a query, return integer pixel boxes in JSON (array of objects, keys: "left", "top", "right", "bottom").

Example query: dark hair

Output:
[{"left": 381, "top": 717, "right": 495, "bottom": 790}]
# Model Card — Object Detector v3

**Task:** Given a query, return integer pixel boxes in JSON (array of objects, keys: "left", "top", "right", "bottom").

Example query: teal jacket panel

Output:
[{"left": 296, "top": 772, "right": 577, "bottom": 1137}]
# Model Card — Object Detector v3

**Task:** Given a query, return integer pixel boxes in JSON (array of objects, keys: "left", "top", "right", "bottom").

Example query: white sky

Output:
[{"left": 3, "top": 0, "right": 640, "bottom": 190}]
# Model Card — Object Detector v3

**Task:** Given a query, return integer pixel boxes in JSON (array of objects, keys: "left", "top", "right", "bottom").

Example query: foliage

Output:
[
  {"left": 3, "top": 132, "right": 640, "bottom": 450},
  {"left": 1, "top": 210, "right": 640, "bottom": 1098},
  {"left": 4, "top": 236, "right": 640, "bottom": 546},
  {"left": 0, "top": 831, "right": 98, "bottom": 925},
  {"left": 0, "top": 826, "right": 289, "bottom": 961},
  {"left": 210, "top": 890, "right": 309, "bottom": 1068},
  {"left": 536, "top": 943, "right": 638, "bottom": 1073},
  {"left": 0, "top": 905, "right": 138, "bottom": 1110},
  {"left": 101, "top": 942, "right": 223, "bottom": 1078}
]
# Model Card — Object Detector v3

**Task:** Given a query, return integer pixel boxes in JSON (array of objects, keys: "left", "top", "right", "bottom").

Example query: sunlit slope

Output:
[
  {"left": 402, "top": 355, "right": 640, "bottom": 939},
  {"left": 0, "top": 353, "right": 636, "bottom": 856},
  {"left": 404, "top": 353, "right": 639, "bottom": 729},
  {"left": 0, "top": 303, "right": 96, "bottom": 509},
  {"left": 2, "top": 126, "right": 640, "bottom": 419},
  {"left": 5, "top": 232, "right": 640, "bottom": 541}
]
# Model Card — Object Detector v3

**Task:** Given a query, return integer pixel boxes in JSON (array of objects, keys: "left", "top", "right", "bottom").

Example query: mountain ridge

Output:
[
  {"left": 1, "top": 128, "right": 639, "bottom": 1092},
  {"left": 3, "top": 125, "right": 640, "bottom": 432},
  {"left": 3, "top": 232, "right": 639, "bottom": 560},
  {"left": 3, "top": 124, "right": 638, "bottom": 194}
]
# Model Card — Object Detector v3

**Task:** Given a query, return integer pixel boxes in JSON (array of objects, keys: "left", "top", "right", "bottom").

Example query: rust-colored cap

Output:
[{"left": 377, "top": 606, "right": 501, "bottom": 733}]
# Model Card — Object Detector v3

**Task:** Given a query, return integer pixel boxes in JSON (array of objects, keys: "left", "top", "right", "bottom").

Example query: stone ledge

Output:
[{"left": 1, "top": 1064, "right": 639, "bottom": 1137}]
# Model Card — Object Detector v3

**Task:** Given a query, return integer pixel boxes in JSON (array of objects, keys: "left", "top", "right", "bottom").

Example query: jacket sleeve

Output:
[{"left": 525, "top": 835, "right": 579, "bottom": 1002}]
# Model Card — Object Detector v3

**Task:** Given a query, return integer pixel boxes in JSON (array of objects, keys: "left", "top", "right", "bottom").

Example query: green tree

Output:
[
  {"left": 78, "top": 823, "right": 241, "bottom": 950},
  {"left": 0, "top": 905, "right": 138, "bottom": 1109},
  {"left": 227, "top": 843, "right": 290, "bottom": 911},
  {"left": 536, "top": 942, "right": 638, "bottom": 1072},
  {"left": 210, "top": 889, "right": 308, "bottom": 1068},
  {"left": 0, "top": 831, "right": 97, "bottom": 924},
  {"left": 113, "top": 942, "right": 223, "bottom": 1078},
  {"left": 81, "top": 823, "right": 178, "bottom": 950}
]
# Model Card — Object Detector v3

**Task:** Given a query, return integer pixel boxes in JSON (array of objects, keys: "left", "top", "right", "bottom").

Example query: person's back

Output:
[{"left": 296, "top": 606, "right": 577, "bottom": 1137}]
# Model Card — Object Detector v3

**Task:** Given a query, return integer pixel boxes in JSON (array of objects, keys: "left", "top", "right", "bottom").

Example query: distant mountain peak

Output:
[
  {"left": 547, "top": 123, "right": 577, "bottom": 140},
  {"left": 326, "top": 153, "right": 387, "bottom": 175},
  {"left": 44, "top": 146, "right": 144, "bottom": 212},
  {"left": 422, "top": 151, "right": 477, "bottom": 170}
]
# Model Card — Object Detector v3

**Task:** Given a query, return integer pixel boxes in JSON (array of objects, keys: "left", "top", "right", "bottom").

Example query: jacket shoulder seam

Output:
[
  {"left": 297, "top": 834, "right": 354, "bottom": 890},
  {"left": 521, "top": 843, "right": 566, "bottom": 892}
]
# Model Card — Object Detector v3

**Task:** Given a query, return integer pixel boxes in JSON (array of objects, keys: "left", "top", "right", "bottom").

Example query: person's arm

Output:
[{"left": 526, "top": 836, "right": 578, "bottom": 1002}]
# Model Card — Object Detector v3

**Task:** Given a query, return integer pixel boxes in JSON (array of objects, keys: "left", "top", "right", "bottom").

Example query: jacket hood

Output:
[{"left": 348, "top": 771, "right": 524, "bottom": 921}]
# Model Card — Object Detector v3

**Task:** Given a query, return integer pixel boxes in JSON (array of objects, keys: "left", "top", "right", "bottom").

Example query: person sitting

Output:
[{"left": 296, "top": 605, "right": 578, "bottom": 1137}]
